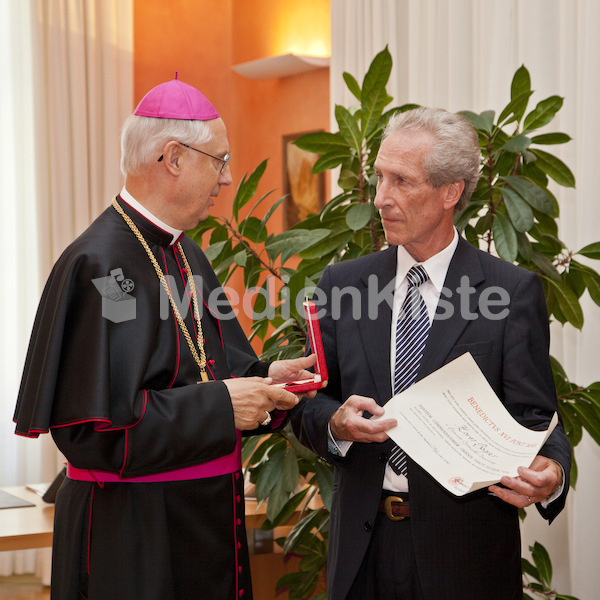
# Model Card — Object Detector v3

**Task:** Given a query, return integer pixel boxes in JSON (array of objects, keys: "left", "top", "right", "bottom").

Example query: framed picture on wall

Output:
[{"left": 282, "top": 132, "right": 325, "bottom": 229}]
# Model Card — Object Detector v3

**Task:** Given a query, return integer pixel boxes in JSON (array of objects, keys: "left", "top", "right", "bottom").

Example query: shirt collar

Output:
[
  {"left": 395, "top": 228, "right": 459, "bottom": 292},
  {"left": 120, "top": 187, "right": 183, "bottom": 246}
]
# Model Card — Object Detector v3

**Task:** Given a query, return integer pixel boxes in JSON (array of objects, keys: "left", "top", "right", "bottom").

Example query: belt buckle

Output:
[{"left": 384, "top": 495, "right": 406, "bottom": 521}]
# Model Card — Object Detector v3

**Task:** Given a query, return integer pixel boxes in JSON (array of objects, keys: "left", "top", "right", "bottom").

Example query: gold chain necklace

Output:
[{"left": 112, "top": 197, "right": 209, "bottom": 382}]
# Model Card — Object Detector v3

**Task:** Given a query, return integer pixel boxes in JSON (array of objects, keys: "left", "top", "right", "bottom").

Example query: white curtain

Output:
[
  {"left": 331, "top": 1, "right": 600, "bottom": 598},
  {"left": 32, "top": 0, "right": 133, "bottom": 278},
  {"left": 0, "top": 0, "right": 132, "bottom": 581}
]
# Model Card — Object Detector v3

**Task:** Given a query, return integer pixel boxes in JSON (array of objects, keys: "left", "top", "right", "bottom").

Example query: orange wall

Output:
[{"left": 133, "top": 0, "right": 330, "bottom": 338}]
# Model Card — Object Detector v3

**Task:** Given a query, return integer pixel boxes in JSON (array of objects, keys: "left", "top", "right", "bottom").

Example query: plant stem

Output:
[
  {"left": 522, "top": 582, "right": 556, "bottom": 599},
  {"left": 558, "top": 386, "right": 583, "bottom": 402},
  {"left": 222, "top": 218, "right": 282, "bottom": 280},
  {"left": 486, "top": 134, "right": 495, "bottom": 253}
]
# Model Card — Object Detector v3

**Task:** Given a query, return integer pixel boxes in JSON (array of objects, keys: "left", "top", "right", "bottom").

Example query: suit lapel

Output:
[
  {"left": 418, "top": 237, "right": 485, "bottom": 379},
  {"left": 357, "top": 247, "right": 397, "bottom": 404}
]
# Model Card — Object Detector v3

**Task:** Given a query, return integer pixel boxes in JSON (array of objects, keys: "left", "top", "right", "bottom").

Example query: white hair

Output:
[
  {"left": 120, "top": 115, "right": 213, "bottom": 176},
  {"left": 383, "top": 107, "right": 481, "bottom": 211}
]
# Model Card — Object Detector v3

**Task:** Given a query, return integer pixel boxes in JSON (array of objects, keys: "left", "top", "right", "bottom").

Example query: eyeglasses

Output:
[{"left": 158, "top": 142, "right": 231, "bottom": 173}]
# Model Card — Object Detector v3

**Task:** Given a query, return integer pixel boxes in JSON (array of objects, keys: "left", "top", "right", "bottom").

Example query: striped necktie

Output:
[{"left": 389, "top": 264, "right": 431, "bottom": 476}]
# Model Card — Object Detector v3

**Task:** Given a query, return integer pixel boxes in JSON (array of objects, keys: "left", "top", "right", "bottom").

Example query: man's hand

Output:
[
  {"left": 223, "top": 377, "right": 299, "bottom": 431},
  {"left": 268, "top": 354, "right": 318, "bottom": 399},
  {"left": 488, "top": 455, "right": 563, "bottom": 508},
  {"left": 330, "top": 395, "right": 397, "bottom": 443}
]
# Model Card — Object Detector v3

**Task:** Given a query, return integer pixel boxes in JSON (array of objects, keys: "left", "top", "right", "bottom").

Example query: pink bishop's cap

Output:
[{"left": 133, "top": 73, "right": 220, "bottom": 121}]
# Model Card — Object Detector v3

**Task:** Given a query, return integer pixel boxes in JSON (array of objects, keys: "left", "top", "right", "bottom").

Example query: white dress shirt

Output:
[{"left": 383, "top": 229, "right": 459, "bottom": 491}]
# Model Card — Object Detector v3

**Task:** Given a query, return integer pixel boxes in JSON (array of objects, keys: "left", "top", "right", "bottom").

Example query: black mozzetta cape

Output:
[{"left": 14, "top": 198, "right": 277, "bottom": 599}]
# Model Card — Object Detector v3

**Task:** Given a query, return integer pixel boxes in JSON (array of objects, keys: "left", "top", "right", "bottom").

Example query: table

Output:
[{"left": 0, "top": 487, "right": 54, "bottom": 552}]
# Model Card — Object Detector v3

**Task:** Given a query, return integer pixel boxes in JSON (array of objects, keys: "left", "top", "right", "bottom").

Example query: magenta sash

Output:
[{"left": 67, "top": 432, "right": 242, "bottom": 483}]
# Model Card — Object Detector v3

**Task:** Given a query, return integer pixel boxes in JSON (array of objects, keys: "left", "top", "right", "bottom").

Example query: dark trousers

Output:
[{"left": 346, "top": 512, "right": 424, "bottom": 600}]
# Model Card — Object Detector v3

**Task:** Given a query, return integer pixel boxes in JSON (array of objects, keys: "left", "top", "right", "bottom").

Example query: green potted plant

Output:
[{"left": 189, "top": 47, "right": 599, "bottom": 600}]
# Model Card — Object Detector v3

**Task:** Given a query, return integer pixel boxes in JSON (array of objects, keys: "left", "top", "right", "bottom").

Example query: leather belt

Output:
[{"left": 379, "top": 493, "right": 410, "bottom": 521}]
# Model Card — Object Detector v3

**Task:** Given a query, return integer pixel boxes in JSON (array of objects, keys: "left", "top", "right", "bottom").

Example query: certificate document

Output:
[{"left": 374, "top": 352, "right": 557, "bottom": 496}]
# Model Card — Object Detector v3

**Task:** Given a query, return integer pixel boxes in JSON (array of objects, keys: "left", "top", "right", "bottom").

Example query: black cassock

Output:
[{"left": 14, "top": 197, "right": 280, "bottom": 599}]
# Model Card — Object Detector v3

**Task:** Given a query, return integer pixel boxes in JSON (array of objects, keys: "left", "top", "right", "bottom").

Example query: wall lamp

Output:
[{"left": 232, "top": 53, "right": 330, "bottom": 80}]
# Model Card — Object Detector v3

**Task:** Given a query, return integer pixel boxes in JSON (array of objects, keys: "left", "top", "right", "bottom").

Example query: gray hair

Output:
[
  {"left": 383, "top": 107, "right": 481, "bottom": 212},
  {"left": 120, "top": 115, "right": 213, "bottom": 176}
]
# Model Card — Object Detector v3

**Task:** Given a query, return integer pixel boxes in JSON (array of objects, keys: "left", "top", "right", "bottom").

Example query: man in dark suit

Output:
[{"left": 291, "top": 107, "right": 570, "bottom": 600}]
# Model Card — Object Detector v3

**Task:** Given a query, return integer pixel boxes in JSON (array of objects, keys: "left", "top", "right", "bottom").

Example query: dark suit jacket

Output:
[{"left": 291, "top": 238, "right": 571, "bottom": 600}]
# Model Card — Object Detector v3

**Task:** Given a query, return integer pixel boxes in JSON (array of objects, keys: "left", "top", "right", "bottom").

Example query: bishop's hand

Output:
[{"left": 223, "top": 377, "right": 299, "bottom": 431}]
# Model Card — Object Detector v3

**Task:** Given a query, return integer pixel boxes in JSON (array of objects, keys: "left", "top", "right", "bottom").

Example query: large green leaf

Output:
[
  {"left": 246, "top": 434, "right": 287, "bottom": 468},
  {"left": 233, "top": 249, "right": 247, "bottom": 267},
  {"left": 345, "top": 203, "right": 373, "bottom": 231},
  {"left": 361, "top": 46, "right": 393, "bottom": 138},
  {"left": 233, "top": 160, "right": 268, "bottom": 221},
  {"left": 497, "top": 90, "right": 534, "bottom": 126},
  {"left": 240, "top": 216, "right": 268, "bottom": 243},
  {"left": 294, "top": 131, "right": 349, "bottom": 154},
  {"left": 510, "top": 65, "right": 532, "bottom": 122},
  {"left": 501, "top": 188, "right": 534, "bottom": 232},
  {"left": 532, "top": 251, "right": 561, "bottom": 281},
  {"left": 521, "top": 557, "right": 540, "bottom": 582},
  {"left": 288, "top": 429, "right": 318, "bottom": 461},
  {"left": 203, "top": 239, "right": 229, "bottom": 262},
  {"left": 559, "top": 399, "right": 583, "bottom": 448},
  {"left": 530, "top": 132, "right": 571, "bottom": 145},
  {"left": 544, "top": 278, "right": 584, "bottom": 329},
  {"left": 454, "top": 202, "right": 483, "bottom": 233},
  {"left": 241, "top": 434, "right": 263, "bottom": 464},
  {"left": 343, "top": 71, "right": 361, "bottom": 102},
  {"left": 530, "top": 210, "right": 559, "bottom": 238},
  {"left": 500, "top": 133, "right": 531, "bottom": 153},
  {"left": 298, "top": 229, "right": 354, "bottom": 260},
  {"left": 266, "top": 487, "right": 310, "bottom": 528},
  {"left": 530, "top": 542, "right": 552, "bottom": 587},
  {"left": 492, "top": 212, "right": 518, "bottom": 262},
  {"left": 461, "top": 110, "right": 494, "bottom": 133},
  {"left": 568, "top": 259, "right": 600, "bottom": 290},
  {"left": 582, "top": 272, "right": 600, "bottom": 307},
  {"left": 579, "top": 388, "right": 600, "bottom": 411},
  {"left": 338, "top": 165, "right": 360, "bottom": 191},
  {"left": 282, "top": 508, "right": 327, "bottom": 554},
  {"left": 573, "top": 398, "right": 600, "bottom": 445},
  {"left": 516, "top": 231, "right": 533, "bottom": 261},
  {"left": 314, "top": 462, "right": 334, "bottom": 511},
  {"left": 188, "top": 215, "right": 219, "bottom": 241},
  {"left": 523, "top": 96, "right": 564, "bottom": 133},
  {"left": 533, "top": 231, "right": 564, "bottom": 258},
  {"left": 576, "top": 241, "right": 600, "bottom": 260},
  {"left": 260, "top": 195, "right": 286, "bottom": 230},
  {"left": 530, "top": 149, "right": 576, "bottom": 188},
  {"left": 266, "top": 229, "right": 331, "bottom": 264},
  {"left": 266, "top": 481, "right": 292, "bottom": 522},
  {"left": 335, "top": 105, "right": 363, "bottom": 154},
  {"left": 282, "top": 448, "right": 301, "bottom": 493},
  {"left": 313, "top": 149, "right": 352, "bottom": 172},
  {"left": 500, "top": 175, "right": 557, "bottom": 216},
  {"left": 254, "top": 449, "right": 285, "bottom": 500}
]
